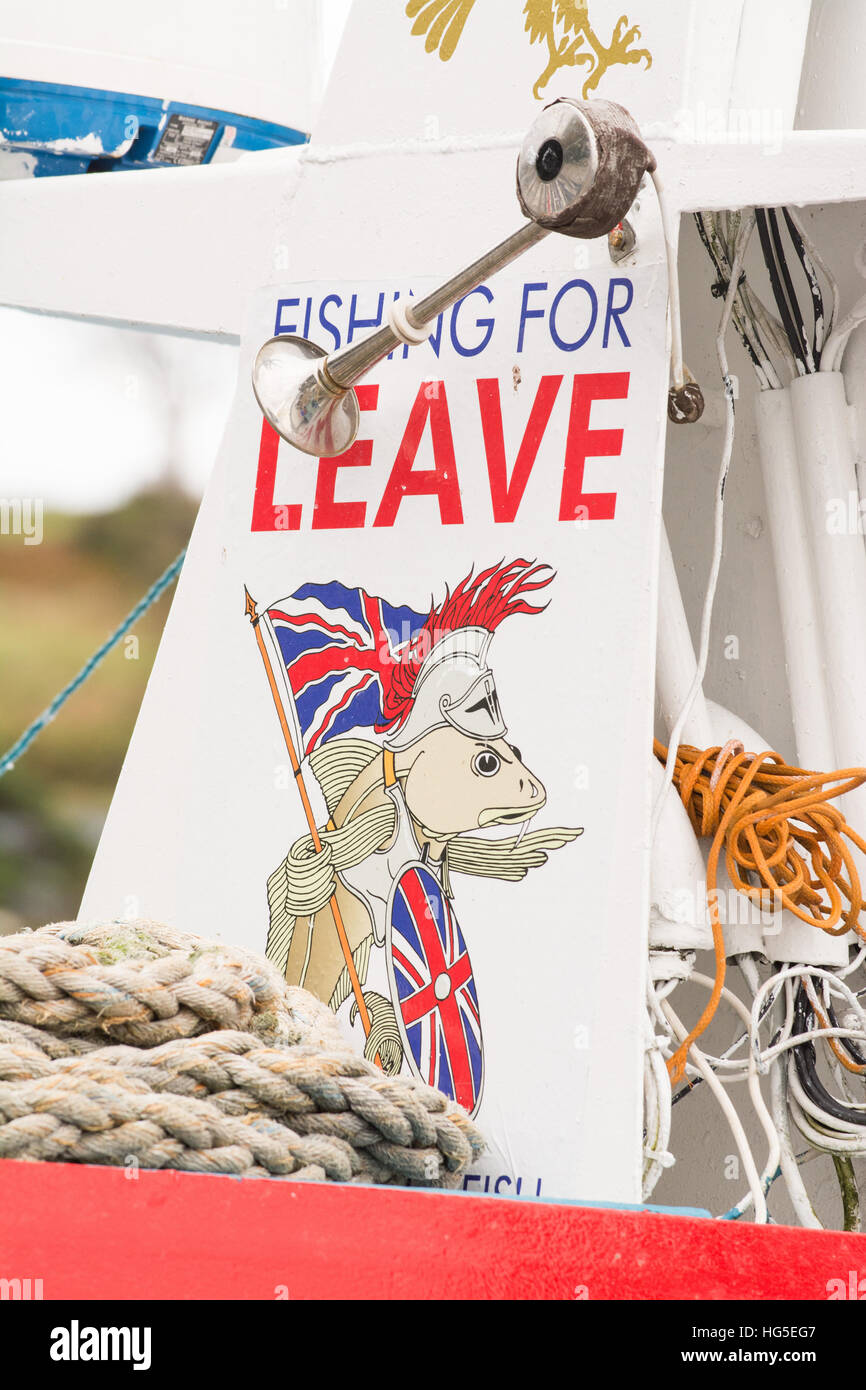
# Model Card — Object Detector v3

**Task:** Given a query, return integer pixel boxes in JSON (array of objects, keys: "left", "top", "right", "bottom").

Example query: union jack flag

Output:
[
  {"left": 262, "top": 581, "right": 425, "bottom": 756},
  {"left": 389, "top": 863, "right": 483, "bottom": 1115}
]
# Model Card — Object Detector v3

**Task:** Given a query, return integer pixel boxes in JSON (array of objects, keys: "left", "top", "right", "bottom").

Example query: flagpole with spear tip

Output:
[{"left": 244, "top": 586, "right": 380, "bottom": 1065}]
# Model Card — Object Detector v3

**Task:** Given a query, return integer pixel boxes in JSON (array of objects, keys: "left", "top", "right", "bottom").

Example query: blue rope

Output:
[
  {"left": 0, "top": 549, "right": 186, "bottom": 780},
  {"left": 719, "top": 1165, "right": 782, "bottom": 1220}
]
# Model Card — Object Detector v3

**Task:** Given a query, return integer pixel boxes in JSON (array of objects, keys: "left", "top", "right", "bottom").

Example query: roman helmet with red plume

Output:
[{"left": 377, "top": 559, "right": 553, "bottom": 750}]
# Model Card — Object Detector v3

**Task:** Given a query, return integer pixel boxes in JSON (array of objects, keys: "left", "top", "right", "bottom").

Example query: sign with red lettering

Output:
[
  {"left": 250, "top": 275, "right": 640, "bottom": 531},
  {"left": 84, "top": 254, "right": 668, "bottom": 1202}
]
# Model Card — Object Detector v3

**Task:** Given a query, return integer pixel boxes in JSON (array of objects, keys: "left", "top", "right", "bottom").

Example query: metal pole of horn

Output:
[
  {"left": 328, "top": 221, "right": 548, "bottom": 388},
  {"left": 253, "top": 97, "right": 658, "bottom": 458}
]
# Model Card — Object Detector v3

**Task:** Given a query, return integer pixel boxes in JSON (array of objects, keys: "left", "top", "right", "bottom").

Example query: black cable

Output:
[
  {"left": 755, "top": 208, "right": 807, "bottom": 368},
  {"left": 768, "top": 208, "right": 812, "bottom": 365},
  {"left": 782, "top": 208, "right": 826, "bottom": 368},
  {"left": 791, "top": 987, "right": 866, "bottom": 1126},
  {"left": 694, "top": 211, "right": 726, "bottom": 282},
  {"left": 692, "top": 213, "right": 771, "bottom": 375}
]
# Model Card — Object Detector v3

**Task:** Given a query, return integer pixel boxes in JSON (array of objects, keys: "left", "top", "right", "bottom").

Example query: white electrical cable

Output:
[
  {"left": 727, "top": 207, "right": 808, "bottom": 377},
  {"left": 751, "top": 968, "right": 866, "bottom": 1170},
  {"left": 642, "top": 979, "right": 676, "bottom": 1200},
  {"left": 643, "top": 1044, "right": 675, "bottom": 1198},
  {"left": 643, "top": 1051, "right": 660, "bottom": 1181},
  {"left": 787, "top": 1064, "right": 866, "bottom": 1153},
  {"left": 750, "top": 964, "right": 866, "bottom": 1065},
  {"left": 787, "top": 1104, "right": 866, "bottom": 1152},
  {"left": 675, "top": 958, "right": 865, "bottom": 1213},
  {"left": 701, "top": 210, "right": 791, "bottom": 389},
  {"left": 684, "top": 972, "right": 761, "bottom": 1064},
  {"left": 673, "top": 979, "right": 756, "bottom": 1075},
  {"left": 761, "top": 1026, "right": 866, "bottom": 1067},
  {"left": 648, "top": 205, "right": 866, "bottom": 1225},
  {"left": 680, "top": 983, "right": 788, "bottom": 1079},
  {"left": 785, "top": 205, "right": 840, "bottom": 350},
  {"left": 651, "top": 168, "right": 686, "bottom": 391},
  {"left": 770, "top": 1055, "right": 823, "bottom": 1228},
  {"left": 821, "top": 289, "right": 866, "bottom": 372},
  {"left": 789, "top": 1068, "right": 866, "bottom": 1133},
  {"left": 745, "top": 292, "right": 796, "bottom": 386},
  {"left": 685, "top": 970, "right": 780, "bottom": 1218},
  {"left": 662, "top": 997, "right": 768, "bottom": 1222},
  {"left": 832, "top": 1057, "right": 859, "bottom": 1105},
  {"left": 803, "top": 972, "right": 866, "bottom": 1045},
  {"left": 651, "top": 211, "right": 756, "bottom": 843},
  {"left": 646, "top": 970, "right": 685, "bottom": 1027},
  {"left": 661, "top": 953, "right": 866, "bottom": 1218}
]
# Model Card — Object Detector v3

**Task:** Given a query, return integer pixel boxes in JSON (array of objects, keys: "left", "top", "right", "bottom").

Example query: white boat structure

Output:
[{"left": 4, "top": 0, "right": 866, "bottom": 1296}]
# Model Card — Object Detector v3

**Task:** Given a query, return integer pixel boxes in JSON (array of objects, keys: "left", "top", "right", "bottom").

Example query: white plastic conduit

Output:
[
  {"left": 655, "top": 524, "right": 715, "bottom": 751},
  {"left": 754, "top": 387, "right": 836, "bottom": 772},
  {"left": 789, "top": 369, "right": 866, "bottom": 893}
]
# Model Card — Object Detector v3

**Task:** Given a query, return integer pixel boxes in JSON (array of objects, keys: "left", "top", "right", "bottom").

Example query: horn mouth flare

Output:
[{"left": 251, "top": 334, "right": 361, "bottom": 457}]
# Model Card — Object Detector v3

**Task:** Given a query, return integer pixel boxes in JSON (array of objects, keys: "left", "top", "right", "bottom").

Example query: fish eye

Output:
[
  {"left": 472, "top": 749, "right": 501, "bottom": 778},
  {"left": 508, "top": 744, "right": 522, "bottom": 763}
]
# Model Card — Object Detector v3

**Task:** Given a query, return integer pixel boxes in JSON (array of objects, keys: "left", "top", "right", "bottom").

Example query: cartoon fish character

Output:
[{"left": 252, "top": 560, "right": 582, "bottom": 1114}]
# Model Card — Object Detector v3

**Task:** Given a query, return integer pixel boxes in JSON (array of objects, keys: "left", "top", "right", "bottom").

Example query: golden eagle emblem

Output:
[{"left": 404, "top": 0, "right": 652, "bottom": 100}]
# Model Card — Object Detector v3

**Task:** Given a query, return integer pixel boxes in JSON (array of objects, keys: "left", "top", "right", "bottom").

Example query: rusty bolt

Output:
[{"left": 668, "top": 382, "right": 705, "bottom": 425}]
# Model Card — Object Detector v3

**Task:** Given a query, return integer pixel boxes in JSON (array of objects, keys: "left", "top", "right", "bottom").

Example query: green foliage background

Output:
[{"left": 0, "top": 487, "right": 198, "bottom": 932}]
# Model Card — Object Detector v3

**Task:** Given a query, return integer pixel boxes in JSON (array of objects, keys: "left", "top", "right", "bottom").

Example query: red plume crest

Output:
[{"left": 377, "top": 558, "right": 553, "bottom": 735}]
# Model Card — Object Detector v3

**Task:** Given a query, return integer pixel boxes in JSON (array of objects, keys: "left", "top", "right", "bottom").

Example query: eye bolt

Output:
[{"left": 536, "top": 138, "right": 563, "bottom": 182}]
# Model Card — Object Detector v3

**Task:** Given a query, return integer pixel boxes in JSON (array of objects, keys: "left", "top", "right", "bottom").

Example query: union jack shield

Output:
[{"left": 386, "top": 863, "right": 483, "bottom": 1116}]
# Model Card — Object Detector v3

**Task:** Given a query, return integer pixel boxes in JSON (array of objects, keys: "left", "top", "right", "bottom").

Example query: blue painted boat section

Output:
[
  {"left": 0, "top": 75, "right": 308, "bottom": 176},
  {"left": 385, "top": 1182, "right": 711, "bottom": 1219}
]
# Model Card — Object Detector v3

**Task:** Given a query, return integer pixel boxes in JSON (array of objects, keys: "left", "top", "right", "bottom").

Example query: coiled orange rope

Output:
[{"left": 655, "top": 739, "right": 866, "bottom": 1084}]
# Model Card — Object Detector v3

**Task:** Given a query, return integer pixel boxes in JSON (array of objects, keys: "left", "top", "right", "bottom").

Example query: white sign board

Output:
[{"left": 83, "top": 0, "right": 671, "bottom": 1203}]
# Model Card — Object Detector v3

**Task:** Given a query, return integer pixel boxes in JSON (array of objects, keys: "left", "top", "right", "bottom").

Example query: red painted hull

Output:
[{"left": 2, "top": 1159, "right": 865, "bottom": 1299}]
